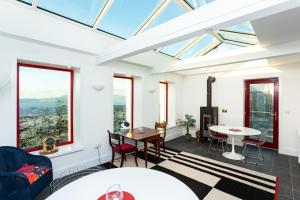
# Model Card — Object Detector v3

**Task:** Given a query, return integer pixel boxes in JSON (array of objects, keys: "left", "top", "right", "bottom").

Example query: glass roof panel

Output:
[
  {"left": 98, "top": 0, "right": 163, "bottom": 39},
  {"left": 224, "top": 22, "right": 255, "bottom": 34},
  {"left": 146, "top": 1, "right": 186, "bottom": 30},
  {"left": 206, "top": 43, "right": 241, "bottom": 55},
  {"left": 179, "top": 35, "right": 215, "bottom": 59},
  {"left": 38, "top": 0, "right": 106, "bottom": 26},
  {"left": 219, "top": 31, "right": 258, "bottom": 45},
  {"left": 18, "top": 0, "right": 32, "bottom": 4},
  {"left": 159, "top": 38, "right": 195, "bottom": 56},
  {"left": 185, "top": 0, "right": 215, "bottom": 9}
]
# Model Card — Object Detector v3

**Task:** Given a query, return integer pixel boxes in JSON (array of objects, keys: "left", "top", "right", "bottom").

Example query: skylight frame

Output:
[
  {"left": 217, "top": 30, "right": 258, "bottom": 46},
  {"left": 15, "top": 0, "right": 258, "bottom": 60},
  {"left": 92, "top": 0, "right": 114, "bottom": 29}
]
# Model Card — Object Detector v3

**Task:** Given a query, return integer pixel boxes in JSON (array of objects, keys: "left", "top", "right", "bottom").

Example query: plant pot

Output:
[{"left": 185, "top": 133, "right": 192, "bottom": 141}]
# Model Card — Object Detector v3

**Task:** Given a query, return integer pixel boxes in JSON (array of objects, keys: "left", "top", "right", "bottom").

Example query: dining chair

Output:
[
  {"left": 149, "top": 121, "right": 167, "bottom": 154},
  {"left": 207, "top": 125, "right": 228, "bottom": 154},
  {"left": 107, "top": 130, "right": 138, "bottom": 168},
  {"left": 242, "top": 129, "right": 267, "bottom": 165}
]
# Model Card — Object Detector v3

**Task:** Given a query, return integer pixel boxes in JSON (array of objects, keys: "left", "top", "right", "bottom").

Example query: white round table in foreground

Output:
[
  {"left": 209, "top": 125, "right": 261, "bottom": 160},
  {"left": 47, "top": 168, "right": 198, "bottom": 200}
]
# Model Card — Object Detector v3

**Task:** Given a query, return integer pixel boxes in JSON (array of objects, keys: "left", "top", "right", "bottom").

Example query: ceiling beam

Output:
[
  {"left": 151, "top": 39, "right": 300, "bottom": 74},
  {"left": 96, "top": 0, "right": 300, "bottom": 65}
]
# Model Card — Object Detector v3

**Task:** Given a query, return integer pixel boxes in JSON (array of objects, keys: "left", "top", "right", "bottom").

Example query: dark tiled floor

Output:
[
  {"left": 38, "top": 136, "right": 299, "bottom": 200},
  {"left": 164, "top": 136, "right": 299, "bottom": 200}
]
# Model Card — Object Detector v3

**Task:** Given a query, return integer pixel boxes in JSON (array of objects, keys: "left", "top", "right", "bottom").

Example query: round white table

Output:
[
  {"left": 47, "top": 168, "right": 198, "bottom": 200},
  {"left": 209, "top": 125, "right": 261, "bottom": 160}
]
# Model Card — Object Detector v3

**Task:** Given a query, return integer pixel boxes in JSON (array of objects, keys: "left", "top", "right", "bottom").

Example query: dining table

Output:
[
  {"left": 209, "top": 125, "right": 261, "bottom": 160},
  {"left": 46, "top": 168, "right": 198, "bottom": 200},
  {"left": 119, "top": 127, "right": 161, "bottom": 168}
]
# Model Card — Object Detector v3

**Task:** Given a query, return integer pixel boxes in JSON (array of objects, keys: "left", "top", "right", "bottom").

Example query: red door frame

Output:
[
  {"left": 17, "top": 63, "right": 74, "bottom": 152},
  {"left": 244, "top": 77, "right": 279, "bottom": 149},
  {"left": 113, "top": 75, "right": 134, "bottom": 129},
  {"left": 159, "top": 81, "right": 168, "bottom": 123}
]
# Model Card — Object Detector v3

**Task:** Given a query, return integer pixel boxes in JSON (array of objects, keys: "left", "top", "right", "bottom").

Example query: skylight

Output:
[
  {"left": 145, "top": 1, "right": 186, "bottom": 31},
  {"left": 185, "top": 0, "right": 215, "bottom": 9},
  {"left": 18, "top": 0, "right": 32, "bottom": 5},
  {"left": 38, "top": 0, "right": 106, "bottom": 26},
  {"left": 98, "top": 0, "right": 163, "bottom": 39},
  {"left": 16, "top": 0, "right": 259, "bottom": 60},
  {"left": 159, "top": 38, "right": 195, "bottom": 57},
  {"left": 179, "top": 35, "right": 216, "bottom": 59}
]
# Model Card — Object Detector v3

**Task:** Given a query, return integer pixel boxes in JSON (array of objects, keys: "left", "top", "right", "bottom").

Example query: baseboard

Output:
[
  {"left": 279, "top": 147, "right": 298, "bottom": 157},
  {"left": 53, "top": 153, "right": 111, "bottom": 179},
  {"left": 165, "top": 131, "right": 183, "bottom": 142}
]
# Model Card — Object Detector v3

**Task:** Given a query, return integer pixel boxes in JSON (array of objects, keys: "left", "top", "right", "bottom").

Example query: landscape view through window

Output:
[{"left": 18, "top": 65, "right": 73, "bottom": 150}]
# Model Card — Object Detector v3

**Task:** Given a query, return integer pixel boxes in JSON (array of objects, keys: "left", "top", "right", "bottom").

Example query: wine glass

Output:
[{"left": 106, "top": 184, "right": 123, "bottom": 200}]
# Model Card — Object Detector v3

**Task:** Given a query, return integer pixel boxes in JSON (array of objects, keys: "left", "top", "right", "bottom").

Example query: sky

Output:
[{"left": 19, "top": 66, "right": 70, "bottom": 99}]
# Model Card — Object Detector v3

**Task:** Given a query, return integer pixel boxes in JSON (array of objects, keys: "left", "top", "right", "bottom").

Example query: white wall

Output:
[
  {"left": 182, "top": 64, "right": 300, "bottom": 156},
  {"left": 0, "top": 35, "right": 183, "bottom": 178}
]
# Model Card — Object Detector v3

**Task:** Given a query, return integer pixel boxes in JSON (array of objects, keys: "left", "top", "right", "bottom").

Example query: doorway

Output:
[{"left": 244, "top": 78, "right": 279, "bottom": 149}]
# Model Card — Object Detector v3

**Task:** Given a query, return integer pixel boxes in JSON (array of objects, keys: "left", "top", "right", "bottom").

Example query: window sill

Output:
[{"left": 31, "top": 144, "right": 85, "bottom": 159}]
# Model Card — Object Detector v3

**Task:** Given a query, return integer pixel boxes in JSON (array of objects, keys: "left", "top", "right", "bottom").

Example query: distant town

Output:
[{"left": 19, "top": 96, "right": 69, "bottom": 150}]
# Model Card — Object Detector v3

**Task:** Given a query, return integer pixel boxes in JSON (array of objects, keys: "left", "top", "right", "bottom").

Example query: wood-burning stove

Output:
[{"left": 200, "top": 76, "right": 218, "bottom": 141}]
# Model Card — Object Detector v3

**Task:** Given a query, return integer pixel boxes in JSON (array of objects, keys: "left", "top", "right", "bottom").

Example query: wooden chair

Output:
[
  {"left": 107, "top": 130, "right": 138, "bottom": 168},
  {"left": 149, "top": 121, "right": 167, "bottom": 153}
]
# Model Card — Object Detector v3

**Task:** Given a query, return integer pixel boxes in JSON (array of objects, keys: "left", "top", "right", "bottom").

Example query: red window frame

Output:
[
  {"left": 244, "top": 77, "right": 279, "bottom": 149},
  {"left": 17, "top": 63, "right": 74, "bottom": 152},
  {"left": 159, "top": 81, "right": 168, "bottom": 123},
  {"left": 113, "top": 75, "right": 134, "bottom": 129}
]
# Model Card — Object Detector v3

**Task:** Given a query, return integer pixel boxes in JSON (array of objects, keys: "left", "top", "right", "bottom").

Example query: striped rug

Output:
[{"left": 108, "top": 146, "right": 278, "bottom": 200}]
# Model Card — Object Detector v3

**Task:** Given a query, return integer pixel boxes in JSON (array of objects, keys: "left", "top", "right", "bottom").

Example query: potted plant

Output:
[{"left": 176, "top": 114, "right": 196, "bottom": 141}]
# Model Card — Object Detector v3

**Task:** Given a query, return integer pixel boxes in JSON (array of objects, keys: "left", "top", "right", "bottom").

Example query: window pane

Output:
[
  {"left": 99, "top": 0, "right": 163, "bottom": 39},
  {"left": 160, "top": 38, "right": 195, "bottom": 57},
  {"left": 38, "top": 0, "right": 105, "bottom": 26},
  {"left": 18, "top": 0, "right": 32, "bottom": 5},
  {"left": 219, "top": 31, "right": 258, "bottom": 45},
  {"left": 249, "top": 83, "right": 274, "bottom": 143},
  {"left": 186, "top": 0, "right": 215, "bottom": 9},
  {"left": 18, "top": 66, "right": 73, "bottom": 150},
  {"left": 224, "top": 22, "right": 255, "bottom": 34},
  {"left": 113, "top": 77, "right": 133, "bottom": 132},
  {"left": 179, "top": 35, "right": 215, "bottom": 59},
  {"left": 206, "top": 43, "right": 241, "bottom": 55},
  {"left": 159, "top": 82, "right": 167, "bottom": 123},
  {"left": 146, "top": 1, "right": 186, "bottom": 30}
]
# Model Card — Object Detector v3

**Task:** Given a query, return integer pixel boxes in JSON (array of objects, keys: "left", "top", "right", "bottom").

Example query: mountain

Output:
[{"left": 20, "top": 96, "right": 67, "bottom": 116}]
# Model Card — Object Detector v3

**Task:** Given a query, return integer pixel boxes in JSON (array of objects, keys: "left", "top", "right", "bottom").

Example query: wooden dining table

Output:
[{"left": 119, "top": 127, "right": 161, "bottom": 168}]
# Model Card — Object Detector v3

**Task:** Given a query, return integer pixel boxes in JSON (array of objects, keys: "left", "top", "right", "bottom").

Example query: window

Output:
[
  {"left": 113, "top": 76, "right": 134, "bottom": 132},
  {"left": 159, "top": 81, "right": 168, "bottom": 123},
  {"left": 17, "top": 63, "right": 74, "bottom": 151},
  {"left": 38, "top": 0, "right": 106, "bottom": 26},
  {"left": 98, "top": 0, "right": 162, "bottom": 39}
]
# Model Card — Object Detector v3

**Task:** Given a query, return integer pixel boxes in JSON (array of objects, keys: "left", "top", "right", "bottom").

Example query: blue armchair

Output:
[{"left": 0, "top": 146, "right": 53, "bottom": 200}]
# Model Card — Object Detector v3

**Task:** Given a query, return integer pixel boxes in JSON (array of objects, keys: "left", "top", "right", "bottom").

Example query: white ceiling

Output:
[
  {"left": 175, "top": 53, "right": 300, "bottom": 76},
  {"left": 253, "top": 7, "right": 300, "bottom": 47}
]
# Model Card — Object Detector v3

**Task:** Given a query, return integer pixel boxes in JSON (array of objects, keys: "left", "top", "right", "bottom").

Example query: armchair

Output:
[{"left": 0, "top": 146, "right": 53, "bottom": 200}]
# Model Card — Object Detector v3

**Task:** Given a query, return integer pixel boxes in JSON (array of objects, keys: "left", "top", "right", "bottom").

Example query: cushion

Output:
[
  {"left": 17, "top": 165, "right": 50, "bottom": 184},
  {"left": 211, "top": 133, "right": 228, "bottom": 139},
  {"left": 112, "top": 143, "right": 136, "bottom": 153},
  {"left": 242, "top": 138, "right": 264, "bottom": 146}
]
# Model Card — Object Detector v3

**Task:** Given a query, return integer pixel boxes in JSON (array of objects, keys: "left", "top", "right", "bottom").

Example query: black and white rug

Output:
[{"left": 107, "top": 146, "right": 278, "bottom": 200}]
